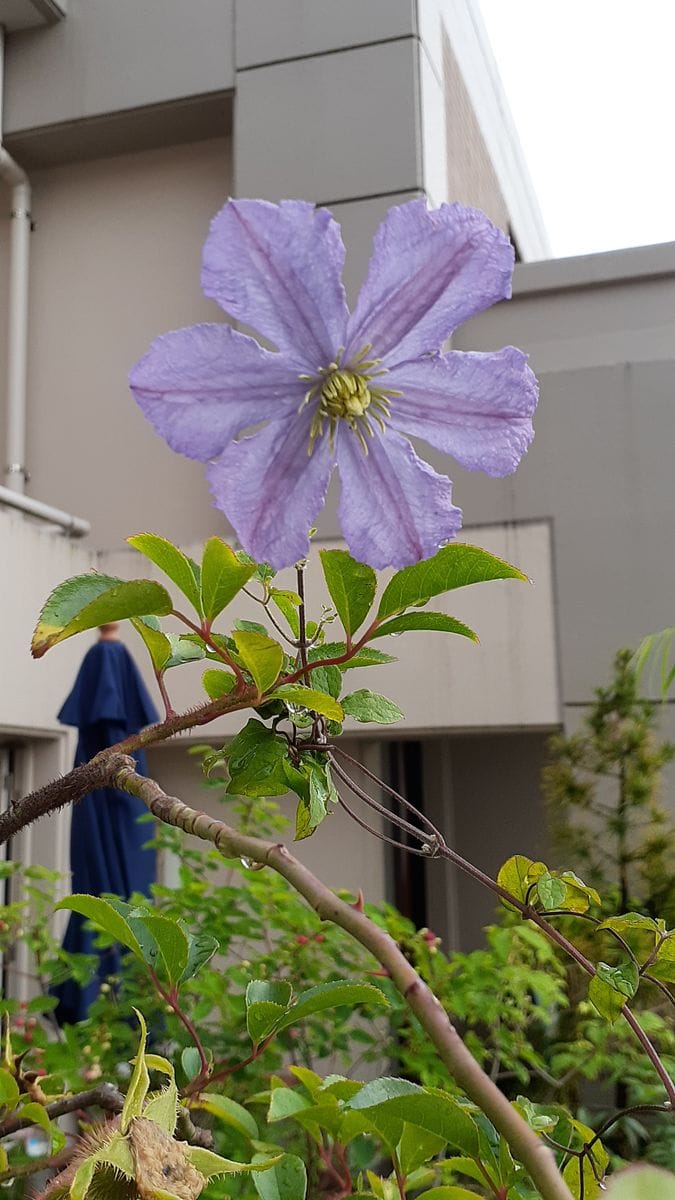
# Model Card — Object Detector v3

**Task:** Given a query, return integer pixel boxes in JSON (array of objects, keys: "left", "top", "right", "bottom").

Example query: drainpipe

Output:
[
  {"left": 0, "top": 26, "right": 89, "bottom": 537},
  {"left": 0, "top": 26, "right": 30, "bottom": 495}
]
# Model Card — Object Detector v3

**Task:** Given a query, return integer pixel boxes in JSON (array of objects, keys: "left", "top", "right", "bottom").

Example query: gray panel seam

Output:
[{"left": 237, "top": 33, "right": 419, "bottom": 73}]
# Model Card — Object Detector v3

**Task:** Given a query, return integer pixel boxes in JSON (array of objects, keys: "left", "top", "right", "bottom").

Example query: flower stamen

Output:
[{"left": 300, "top": 346, "right": 399, "bottom": 456}]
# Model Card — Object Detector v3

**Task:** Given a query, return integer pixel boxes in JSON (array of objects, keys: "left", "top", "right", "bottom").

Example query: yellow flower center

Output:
[{"left": 298, "top": 346, "right": 399, "bottom": 455}]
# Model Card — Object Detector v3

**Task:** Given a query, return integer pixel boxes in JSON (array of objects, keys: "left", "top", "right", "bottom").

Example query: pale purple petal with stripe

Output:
[
  {"left": 336, "top": 429, "right": 462, "bottom": 569},
  {"left": 130, "top": 323, "right": 304, "bottom": 462},
  {"left": 345, "top": 200, "right": 513, "bottom": 366},
  {"left": 202, "top": 199, "right": 349, "bottom": 367},
  {"left": 386, "top": 347, "right": 538, "bottom": 476},
  {"left": 206, "top": 410, "right": 335, "bottom": 569}
]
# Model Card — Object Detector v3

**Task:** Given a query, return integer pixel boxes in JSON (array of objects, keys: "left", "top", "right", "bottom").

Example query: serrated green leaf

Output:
[
  {"left": 269, "top": 685, "right": 343, "bottom": 722},
  {"left": 319, "top": 550, "right": 377, "bottom": 636},
  {"left": 164, "top": 635, "right": 206, "bottom": 669},
  {"left": 143, "top": 1081, "right": 179, "bottom": 1135},
  {"left": 308, "top": 643, "right": 396, "bottom": 669},
  {"left": 397, "top": 1124, "right": 447, "bottom": 1175},
  {"left": 32, "top": 575, "right": 172, "bottom": 658},
  {"left": 341, "top": 690, "right": 403, "bottom": 724},
  {"left": 131, "top": 616, "right": 172, "bottom": 671},
  {"left": 202, "top": 668, "right": 237, "bottom": 700},
  {"left": 193, "top": 1093, "right": 258, "bottom": 1140},
  {"left": 70, "top": 1155, "right": 96, "bottom": 1200},
  {"left": 180, "top": 932, "right": 218, "bottom": 983},
  {"left": 95, "top": 1131, "right": 135, "bottom": 1179},
  {"left": 128, "top": 534, "right": 202, "bottom": 615},
  {"left": 186, "top": 1147, "right": 281, "bottom": 1179},
  {"left": 349, "top": 1081, "right": 479, "bottom": 1158},
  {"left": 276, "top": 982, "right": 388, "bottom": 1031},
  {"left": 253, "top": 1153, "right": 307, "bottom": 1200},
  {"left": 201, "top": 538, "right": 255, "bottom": 621},
  {"left": 121, "top": 1010, "right": 150, "bottom": 1132},
  {"left": 370, "top": 612, "right": 478, "bottom": 641},
  {"left": 225, "top": 720, "right": 290, "bottom": 798},
  {"left": 377, "top": 544, "right": 527, "bottom": 620},
  {"left": 247, "top": 980, "right": 293, "bottom": 1008},
  {"left": 600, "top": 913, "right": 660, "bottom": 936},
  {"left": 181, "top": 1048, "right": 202, "bottom": 1082},
  {"left": 536, "top": 874, "right": 567, "bottom": 910},
  {"left": 233, "top": 630, "right": 284, "bottom": 693},
  {"left": 247, "top": 1001, "right": 288, "bottom": 1046},
  {"left": 269, "top": 590, "right": 301, "bottom": 638},
  {"left": 135, "top": 913, "right": 189, "bottom": 984},
  {"left": 55, "top": 896, "right": 144, "bottom": 958}
]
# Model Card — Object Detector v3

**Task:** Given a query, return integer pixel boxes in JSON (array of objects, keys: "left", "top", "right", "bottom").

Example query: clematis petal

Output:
[
  {"left": 336, "top": 428, "right": 462, "bottom": 569},
  {"left": 201, "top": 199, "right": 349, "bottom": 367},
  {"left": 130, "top": 323, "right": 304, "bottom": 462},
  {"left": 386, "top": 347, "right": 538, "bottom": 476},
  {"left": 345, "top": 199, "right": 513, "bottom": 366},
  {"left": 206, "top": 411, "right": 335, "bottom": 570}
]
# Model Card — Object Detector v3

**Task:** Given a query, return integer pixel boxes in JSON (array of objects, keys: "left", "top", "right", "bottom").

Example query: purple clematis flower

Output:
[{"left": 130, "top": 198, "right": 537, "bottom": 570}]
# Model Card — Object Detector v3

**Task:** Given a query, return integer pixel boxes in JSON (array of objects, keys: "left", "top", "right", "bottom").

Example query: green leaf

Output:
[
  {"left": 18, "top": 1101, "right": 52, "bottom": 1134},
  {"left": 377, "top": 544, "right": 527, "bottom": 620},
  {"left": 596, "top": 959, "right": 639, "bottom": 999},
  {"left": 131, "top": 616, "right": 172, "bottom": 671},
  {"left": 397, "top": 1125, "right": 447, "bottom": 1175},
  {"left": 143, "top": 1080, "right": 179, "bottom": 1136},
  {"left": 496, "top": 855, "right": 534, "bottom": 905},
  {"left": 349, "top": 1081, "right": 479, "bottom": 1158},
  {"left": 247, "top": 980, "right": 293, "bottom": 1008},
  {"left": 270, "top": 589, "right": 301, "bottom": 638},
  {"left": 193, "top": 1093, "right": 259, "bottom": 1141},
  {"left": 604, "top": 1165, "right": 675, "bottom": 1198},
  {"left": 164, "top": 635, "right": 206, "bottom": 669},
  {"left": 414, "top": 1190, "right": 482, "bottom": 1200},
  {"left": 55, "top": 895, "right": 144, "bottom": 958},
  {"left": 253, "top": 1153, "right": 307, "bottom": 1200},
  {"left": 186, "top": 1147, "right": 281, "bottom": 1179},
  {"left": 341, "top": 690, "right": 403, "bottom": 725},
  {"left": 370, "top": 612, "right": 478, "bottom": 641},
  {"left": 319, "top": 549, "right": 377, "bottom": 636},
  {"left": 32, "top": 575, "right": 172, "bottom": 657},
  {"left": 201, "top": 538, "right": 255, "bottom": 621},
  {"left": 233, "top": 630, "right": 284, "bottom": 693},
  {"left": 202, "top": 668, "right": 237, "bottom": 700},
  {"left": 225, "top": 719, "right": 290, "bottom": 798},
  {"left": 268, "top": 1087, "right": 312, "bottom": 1123},
  {"left": 284, "top": 757, "right": 337, "bottom": 841},
  {"left": 70, "top": 1156, "right": 96, "bottom": 1200},
  {"left": 0, "top": 1069, "right": 19, "bottom": 1110},
  {"left": 600, "top": 913, "right": 660, "bottom": 937},
  {"left": 121, "top": 1010, "right": 150, "bottom": 1132},
  {"left": 127, "top": 533, "right": 202, "bottom": 615},
  {"left": 180, "top": 932, "right": 218, "bottom": 983},
  {"left": 588, "top": 965, "right": 636, "bottom": 1024},
  {"left": 536, "top": 874, "right": 567, "bottom": 910},
  {"left": 181, "top": 1048, "right": 202, "bottom": 1082},
  {"left": 309, "top": 643, "right": 396, "bottom": 669},
  {"left": 247, "top": 1002, "right": 288, "bottom": 1046},
  {"left": 276, "top": 982, "right": 388, "bottom": 1031},
  {"left": 135, "top": 913, "right": 189, "bottom": 985},
  {"left": 269, "top": 685, "right": 343, "bottom": 723}
]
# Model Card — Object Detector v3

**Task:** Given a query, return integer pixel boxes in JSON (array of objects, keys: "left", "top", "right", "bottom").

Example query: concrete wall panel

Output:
[
  {"left": 235, "top": 0, "right": 415, "bottom": 68},
  {"left": 4, "top": 0, "right": 235, "bottom": 134}
]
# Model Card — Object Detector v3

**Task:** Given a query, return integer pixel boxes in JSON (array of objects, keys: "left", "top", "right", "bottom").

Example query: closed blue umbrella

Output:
[{"left": 53, "top": 630, "right": 159, "bottom": 1025}]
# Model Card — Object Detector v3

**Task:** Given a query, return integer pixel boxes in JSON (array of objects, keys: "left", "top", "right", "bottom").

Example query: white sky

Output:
[{"left": 477, "top": 0, "right": 675, "bottom": 258}]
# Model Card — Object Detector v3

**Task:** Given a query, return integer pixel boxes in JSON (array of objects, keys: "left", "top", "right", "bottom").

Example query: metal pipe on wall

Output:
[
  {"left": 0, "top": 25, "right": 31, "bottom": 494},
  {"left": 0, "top": 26, "right": 89, "bottom": 536}
]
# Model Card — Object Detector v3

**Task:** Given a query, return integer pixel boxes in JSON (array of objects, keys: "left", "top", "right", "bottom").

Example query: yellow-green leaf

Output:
[
  {"left": 233, "top": 630, "right": 284, "bottom": 693},
  {"left": 128, "top": 534, "right": 202, "bottom": 615},
  {"left": 121, "top": 1011, "right": 150, "bottom": 1133},
  {"left": 201, "top": 538, "right": 255, "bottom": 621},
  {"left": 32, "top": 575, "right": 173, "bottom": 658}
]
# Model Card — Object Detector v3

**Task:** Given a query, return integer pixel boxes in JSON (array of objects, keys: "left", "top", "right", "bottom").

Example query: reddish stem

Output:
[{"left": 149, "top": 970, "right": 209, "bottom": 1079}]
